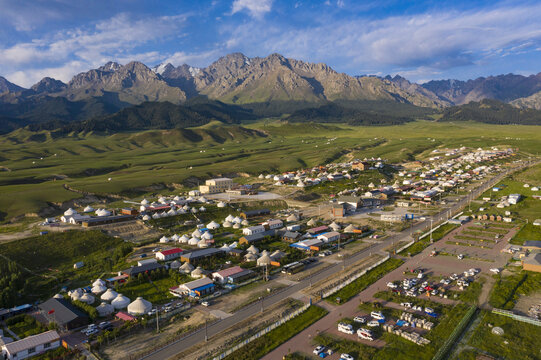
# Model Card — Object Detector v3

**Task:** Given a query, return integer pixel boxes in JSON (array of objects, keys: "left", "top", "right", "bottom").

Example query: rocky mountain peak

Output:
[
  {"left": 30, "top": 77, "right": 67, "bottom": 94},
  {"left": 98, "top": 61, "right": 122, "bottom": 72},
  {"left": 0, "top": 76, "right": 25, "bottom": 93}
]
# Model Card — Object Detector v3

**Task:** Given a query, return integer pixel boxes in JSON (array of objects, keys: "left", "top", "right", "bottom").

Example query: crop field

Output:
[{"left": 0, "top": 120, "right": 540, "bottom": 222}]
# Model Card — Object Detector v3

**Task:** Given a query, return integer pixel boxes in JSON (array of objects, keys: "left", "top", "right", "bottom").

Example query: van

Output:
[{"left": 338, "top": 323, "right": 354, "bottom": 335}]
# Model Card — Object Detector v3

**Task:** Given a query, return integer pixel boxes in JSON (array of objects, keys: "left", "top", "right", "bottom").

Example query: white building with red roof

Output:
[{"left": 156, "top": 248, "right": 183, "bottom": 261}]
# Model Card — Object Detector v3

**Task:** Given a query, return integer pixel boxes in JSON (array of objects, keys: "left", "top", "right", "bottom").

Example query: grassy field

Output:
[
  {"left": 1, "top": 120, "right": 540, "bottom": 222},
  {"left": 489, "top": 271, "right": 541, "bottom": 310},
  {"left": 468, "top": 311, "right": 541, "bottom": 360},
  {"left": 6, "top": 314, "right": 48, "bottom": 339},
  {"left": 399, "top": 223, "right": 458, "bottom": 256},
  {"left": 511, "top": 223, "right": 541, "bottom": 245},
  {"left": 222, "top": 305, "right": 328, "bottom": 360}
]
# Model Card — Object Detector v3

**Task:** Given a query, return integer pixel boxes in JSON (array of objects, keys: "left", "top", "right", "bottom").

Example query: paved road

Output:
[{"left": 141, "top": 160, "right": 533, "bottom": 360}]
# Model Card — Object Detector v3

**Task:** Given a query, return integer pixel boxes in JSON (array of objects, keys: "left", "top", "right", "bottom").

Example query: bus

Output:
[{"left": 285, "top": 262, "right": 305, "bottom": 275}]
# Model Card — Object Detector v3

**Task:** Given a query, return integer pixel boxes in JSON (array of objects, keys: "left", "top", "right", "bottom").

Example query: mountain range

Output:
[{"left": 2, "top": 52, "right": 541, "bottom": 132}]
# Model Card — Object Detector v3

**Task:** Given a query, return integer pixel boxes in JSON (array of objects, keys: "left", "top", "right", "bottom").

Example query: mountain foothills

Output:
[{"left": 2, "top": 52, "right": 541, "bottom": 133}]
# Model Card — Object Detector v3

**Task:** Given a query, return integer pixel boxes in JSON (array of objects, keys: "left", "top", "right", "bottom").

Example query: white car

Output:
[
  {"left": 338, "top": 323, "right": 354, "bottom": 334},
  {"left": 371, "top": 311, "right": 385, "bottom": 320},
  {"left": 353, "top": 316, "right": 365, "bottom": 323},
  {"left": 313, "top": 346, "right": 326, "bottom": 355},
  {"left": 424, "top": 307, "right": 434, "bottom": 314},
  {"left": 357, "top": 328, "right": 374, "bottom": 341},
  {"left": 457, "top": 254, "right": 464, "bottom": 260},
  {"left": 340, "top": 354, "right": 354, "bottom": 360},
  {"left": 400, "top": 302, "right": 412, "bottom": 308},
  {"left": 387, "top": 282, "right": 398, "bottom": 289},
  {"left": 367, "top": 320, "right": 380, "bottom": 327},
  {"left": 490, "top": 268, "right": 500, "bottom": 274},
  {"left": 201, "top": 301, "right": 210, "bottom": 307}
]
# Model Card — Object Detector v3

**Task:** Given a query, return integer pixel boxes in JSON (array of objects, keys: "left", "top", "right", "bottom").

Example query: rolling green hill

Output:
[{"left": 439, "top": 99, "right": 541, "bottom": 125}]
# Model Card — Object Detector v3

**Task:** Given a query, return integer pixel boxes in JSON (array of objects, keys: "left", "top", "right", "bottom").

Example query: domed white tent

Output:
[
  {"left": 70, "top": 289, "right": 83, "bottom": 301},
  {"left": 183, "top": 205, "right": 191, "bottom": 211},
  {"left": 191, "top": 208, "right": 198, "bottom": 213},
  {"left": 80, "top": 293, "right": 95, "bottom": 304},
  {"left": 229, "top": 241, "right": 238, "bottom": 248},
  {"left": 177, "top": 208, "right": 187, "bottom": 214},
  {"left": 158, "top": 197, "right": 167, "bottom": 204},
  {"left": 198, "top": 196, "right": 208, "bottom": 203},
  {"left": 199, "top": 206, "right": 206, "bottom": 212},
  {"left": 140, "top": 205, "right": 148, "bottom": 212},
  {"left": 167, "top": 209, "right": 177, "bottom": 216},
  {"left": 329, "top": 222, "right": 341, "bottom": 231},
  {"left": 127, "top": 297, "right": 152, "bottom": 316},
  {"left": 142, "top": 214, "right": 151, "bottom": 221},
  {"left": 188, "top": 237, "right": 199, "bottom": 246},
  {"left": 207, "top": 221, "right": 220, "bottom": 230},
  {"left": 141, "top": 199, "right": 149, "bottom": 205},
  {"left": 258, "top": 174, "right": 265, "bottom": 179},
  {"left": 179, "top": 262, "right": 194, "bottom": 274},
  {"left": 186, "top": 196, "right": 195, "bottom": 202},
  {"left": 111, "top": 294, "right": 130, "bottom": 310},
  {"left": 96, "top": 208, "right": 111, "bottom": 217},
  {"left": 307, "top": 219, "right": 316, "bottom": 227},
  {"left": 260, "top": 250, "right": 270, "bottom": 257},
  {"left": 233, "top": 216, "right": 243, "bottom": 224},
  {"left": 53, "top": 293, "right": 64, "bottom": 299},
  {"left": 247, "top": 245, "right": 259, "bottom": 255},
  {"left": 152, "top": 213, "right": 160, "bottom": 219},
  {"left": 232, "top": 223, "right": 241, "bottom": 229},
  {"left": 344, "top": 224, "right": 358, "bottom": 233},
  {"left": 220, "top": 244, "right": 231, "bottom": 252},
  {"left": 192, "top": 229, "right": 202, "bottom": 238},
  {"left": 217, "top": 201, "right": 226, "bottom": 208},
  {"left": 96, "top": 302, "right": 115, "bottom": 317},
  {"left": 241, "top": 219, "right": 250, "bottom": 226},
  {"left": 83, "top": 205, "right": 94, "bottom": 213},
  {"left": 64, "top": 208, "right": 77, "bottom": 216},
  {"left": 179, "top": 235, "right": 190, "bottom": 243},
  {"left": 287, "top": 214, "right": 299, "bottom": 222},
  {"left": 270, "top": 250, "right": 286, "bottom": 260},
  {"left": 159, "top": 236, "right": 170, "bottom": 243},
  {"left": 93, "top": 279, "right": 106, "bottom": 287},
  {"left": 257, "top": 254, "right": 272, "bottom": 266},
  {"left": 225, "top": 215, "right": 235, "bottom": 222},
  {"left": 174, "top": 196, "right": 182, "bottom": 201},
  {"left": 222, "top": 221, "right": 232, "bottom": 228},
  {"left": 100, "top": 288, "right": 118, "bottom": 302},
  {"left": 244, "top": 253, "right": 257, "bottom": 262},
  {"left": 202, "top": 231, "right": 213, "bottom": 240},
  {"left": 170, "top": 260, "right": 181, "bottom": 269},
  {"left": 171, "top": 234, "right": 180, "bottom": 242},
  {"left": 197, "top": 239, "right": 209, "bottom": 248},
  {"left": 191, "top": 266, "right": 208, "bottom": 278},
  {"left": 91, "top": 284, "right": 107, "bottom": 295}
]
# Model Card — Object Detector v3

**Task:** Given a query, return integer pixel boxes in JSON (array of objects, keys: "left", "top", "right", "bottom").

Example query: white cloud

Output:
[
  {"left": 163, "top": 50, "right": 223, "bottom": 67},
  {"left": 6, "top": 61, "right": 88, "bottom": 87},
  {"left": 231, "top": 0, "right": 273, "bottom": 18}
]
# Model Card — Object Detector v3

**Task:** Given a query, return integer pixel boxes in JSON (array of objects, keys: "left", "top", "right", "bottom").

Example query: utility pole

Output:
[
  {"left": 156, "top": 308, "right": 159, "bottom": 333},
  {"left": 260, "top": 297, "right": 264, "bottom": 313}
]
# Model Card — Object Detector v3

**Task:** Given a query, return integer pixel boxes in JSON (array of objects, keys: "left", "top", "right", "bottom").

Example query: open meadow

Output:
[{"left": 1, "top": 120, "right": 540, "bottom": 222}]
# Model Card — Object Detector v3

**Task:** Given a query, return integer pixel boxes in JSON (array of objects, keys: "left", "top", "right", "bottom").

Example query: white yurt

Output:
[
  {"left": 329, "top": 222, "right": 341, "bottom": 231},
  {"left": 96, "top": 209, "right": 111, "bottom": 217},
  {"left": 183, "top": 204, "right": 191, "bottom": 211},
  {"left": 233, "top": 216, "right": 243, "bottom": 224},
  {"left": 257, "top": 254, "right": 272, "bottom": 266},
  {"left": 186, "top": 196, "right": 195, "bottom": 202},
  {"left": 287, "top": 214, "right": 299, "bottom": 222},
  {"left": 188, "top": 237, "right": 199, "bottom": 246},
  {"left": 191, "top": 266, "right": 208, "bottom": 278},
  {"left": 152, "top": 213, "right": 160, "bottom": 219},
  {"left": 258, "top": 174, "right": 265, "bottom": 179},
  {"left": 244, "top": 253, "right": 257, "bottom": 262},
  {"left": 174, "top": 195, "right": 182, "bottom": 201},
  {"left": 229, "top": 241, "right": 238, "bottom": 249},
  {"left": 170, "top": 260, "right": 181, "bottom": 269},
  {"left": 127, "top": 297, "right": 152, "bottom": 316},
  {"left": 141, "top": 199, "right": 149, "bottom": 205},
  {"left": 220, "top": 244, "right": 231, "bottom": 252},
  {"left": 70, "top": 289, "right": 83, "bottom": 301},
  {"left": 260, "top": 250, "right": 270, "bottom": 257},
  {"left": 247, "top": 245, "right": 259, "bottom": 255},
  {"left": 80, "top": 293, "right": 95, "bottom": 304},
  {"left": 100, "top": 288, "right": 118, "bottom": 302},
  {"left": 198, "top": 196, "right": 208, "bottom": 203},
  {"left": 179, "top": 262, "right": 194, "bottom": 274},
  {"left": 158, "top": 196, "right": 167, "bottom": 204},
  {"left": 199, "top": 206, "right": 206, "bottom": 212},
  {"left": 179, "top": 235, "right": 190, "bottom": 243},
  {"left": 233, "top": 223, "right": 241, "bottom": 229},
  {"left": 142, "top": 214, "right": 151, "bottom": 221},
  {"left": 270, "top": 250, "right": 286, "bottom": 260},
  {"left": 160, "top": 211, "right": 168, "bottom": 218},
  {"left": 83, "top": 205, "right": 94, "bottom": 213},
  {"left": 191, "top": 208, "right": 199, "bottom": 213},
  {"left": 241, "top": 219, "right": 250, "bottom": 226},
  {"left": 217, "top": 201, "right": 226, "bottom": 208},
  {"left": 140, "top": 205, "right": 148, "bottom": 212},
  {"left": 111, "top": 294, "right": 130, "bottom": 310},
  {"left": 207, "top": 221, "right": 220, "bottom": 230},
  {"left": 223, "top": 221, "right": 232, "bottom": 228},
  {"left": 171, "top": 234, "right": 180, "bottom": 242},
  {"left": 96, "top": 302, "right": 115, "bottom": 317},
  {"left": 192, "top": 229, "right": 202, "bottom": 238},
  {"left": 225, "top": 214, "right": 235, "bottom": 222},
  {"left": 93, "top": 279, "right": 106, "bottom": 287},
  {"left": 202, "top": 231, "right": 213, "bottom": 240},
  {"left": 91, "top": 284, "right": 107, "bottom": 295},
  {"left": 160, "top": 236, "right": 170, "bottom": 243},
  {"left": 64, "top": 208, "right": 77, "bottom": 216},
  {"left": 344, "top": 224, "right": 358, "bottom": 233},
  {"left": 306, "top": 218, "right": 316, "bottom": 227},
  {"left": 177, "top": 208, "right": 187, "bottom": 214},
  {"left": 167, "top": 209, "right": 177, "bottom": 216},
  {"left": 53, "top": 293, "right": 64, "bottom": 299},
  {"left": 197, "top": 239, "right": 209, "bottom": 248}
]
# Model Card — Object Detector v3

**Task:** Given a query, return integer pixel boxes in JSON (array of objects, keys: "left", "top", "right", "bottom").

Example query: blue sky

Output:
[{"left": 2, "top": 0, "right": 541, "bottom": 87}]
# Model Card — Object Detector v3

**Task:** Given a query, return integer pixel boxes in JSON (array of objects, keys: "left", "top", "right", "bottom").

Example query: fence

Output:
[
  {"left": 432, "top": 305, "right": 477, "bottom": 360},
  {"left": 492, "top": 308, "right": 541, "bottom": 327},
  {"left": 395, "top": 239, "right": 415, "bottom": 254},
  {"left": 211, "top": 302, "right": 312, "bottom": 360},
  {"left": 321, "top": 254, "right": 391, "bottom": 299}
]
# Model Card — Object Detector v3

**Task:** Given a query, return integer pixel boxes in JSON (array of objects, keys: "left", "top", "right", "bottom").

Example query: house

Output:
[
  {"left": 180, "top": 248, "right": 223, "bottom": 264},
  {"left": 337, "top": 196, "right": 362, "bottom": 211},
  {"left": 523, "top": 241, "right": 541, "bottom": 252},
  {"left": 282, "top": 231, "right": 301, "bottom": 242},
  {"left": 508, "top": 194, "right": 522, "bottom": 205},
  {"left": 380, "top": 214, "right": 403, "bottom": 222},
  {"left": 317, "top": 232, "right": 340, "bottom": 243},
  {"left": 115, "top": 311, "right": 136, "bottom": 322},
  {"left": 156, "top": 248, "right": 183, "bottom": 261},
  {"left": 39, "top": 298, "right": 89, "bottom": 330},
  {"left": 61, "top": 213, "right": 91, "bottom": 224},
  {"left": 243, "top": 225, "right": 266, "bottom": 236},
  {"left": 199, "top": 178, "right": 234, "bottom": 194},
  {"left": 121, "top": 208, "right": 138, "bottom": 216},
  {"left": 352, "top": 162, "right": 369, "bottom": 171},
  {"left": 240, "top": 209, "right": 271, "bottom": 219},
  {"left": 137, "top": 258, "right": 157, "bottom": 267},
  {"left": 522, "top": 253, "right": 541, "bottom": 273},
  {"left": 290, "top": 239, "right": 324, "bottom": 251},
  {"left": 175, "top": 278, "right": 215, "bottom": 297},
  {"left": 362, "top": 197, "right": 382, "bottom": 207},
  {"left": 212, "top": 266, "right": 255, "bottom": 284},
  {"left": 307, "top": 226, "right": 329, "bottom": 236},
  {"left": 1, "top": 330, "right": 60, "bottom": 360},
  {"left": 265, "top": 219, "right": 283, "bottom": 230},
  {"left": 331, "top": 203, "right": 346, "bottom": 218},
  {"left": 239, "top": 230, "right": 275, "bottom": 245},
  {"left": 121, "top": 262, "right": 164, "bottom": 277},
  {"left": 81, "top": 214, "right": 134, "bottom": 227}
]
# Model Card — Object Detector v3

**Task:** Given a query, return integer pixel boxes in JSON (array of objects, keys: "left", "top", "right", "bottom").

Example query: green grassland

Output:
[{"left": 1, "top": 120, "right": 540, "bottom": 222}]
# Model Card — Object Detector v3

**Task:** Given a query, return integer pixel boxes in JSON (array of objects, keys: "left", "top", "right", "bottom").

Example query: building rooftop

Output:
[
  {"left": 38, "top": 298, "right": 88, "bottom": 326},
  {"left": 3, "top": 330, "right": 59, "bottom": 355}
]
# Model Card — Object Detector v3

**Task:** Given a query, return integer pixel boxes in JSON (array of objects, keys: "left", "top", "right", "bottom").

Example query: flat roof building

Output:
[{"left": 1, "top": 330, "right": 60, "bottom": 360}]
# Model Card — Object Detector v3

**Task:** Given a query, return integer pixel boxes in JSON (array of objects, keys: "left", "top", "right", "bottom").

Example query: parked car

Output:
[
  {"left": 313, "top": 346, "right": 326, "bottom": 355},
  {"left": 400, "top": 302, "right": 412, "bottom": 308},
  {"left": 340, "top": 354, "right": 354, "bottom": 360},
  {"left": 201, "top": 301, "right": 210, "bottom": 307},
  {"left": 367, "top": 320, "right": 380, "bottom": 327},
  {"left": 387, "top": 282, "right": 398, "bottom": 289},
  {"left": 457, "top": 254, "right": 464, "bottom": 260},
  {"left": 353, "top": 316, "right": 365, "bottom": 323},
  {"left": 338, "top": 323, "right": 354, "bottom": 335},
  {"left": 490, "top": 268, "right": 500, "bottom": 274},
  {"left": 371, "top": 311, "right": 385, "bottom": 320}
]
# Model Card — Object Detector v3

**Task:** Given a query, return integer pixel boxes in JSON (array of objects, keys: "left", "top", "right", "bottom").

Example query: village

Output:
[{"left": 1, "top": 145, "right": 540, "bottom": 360}]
